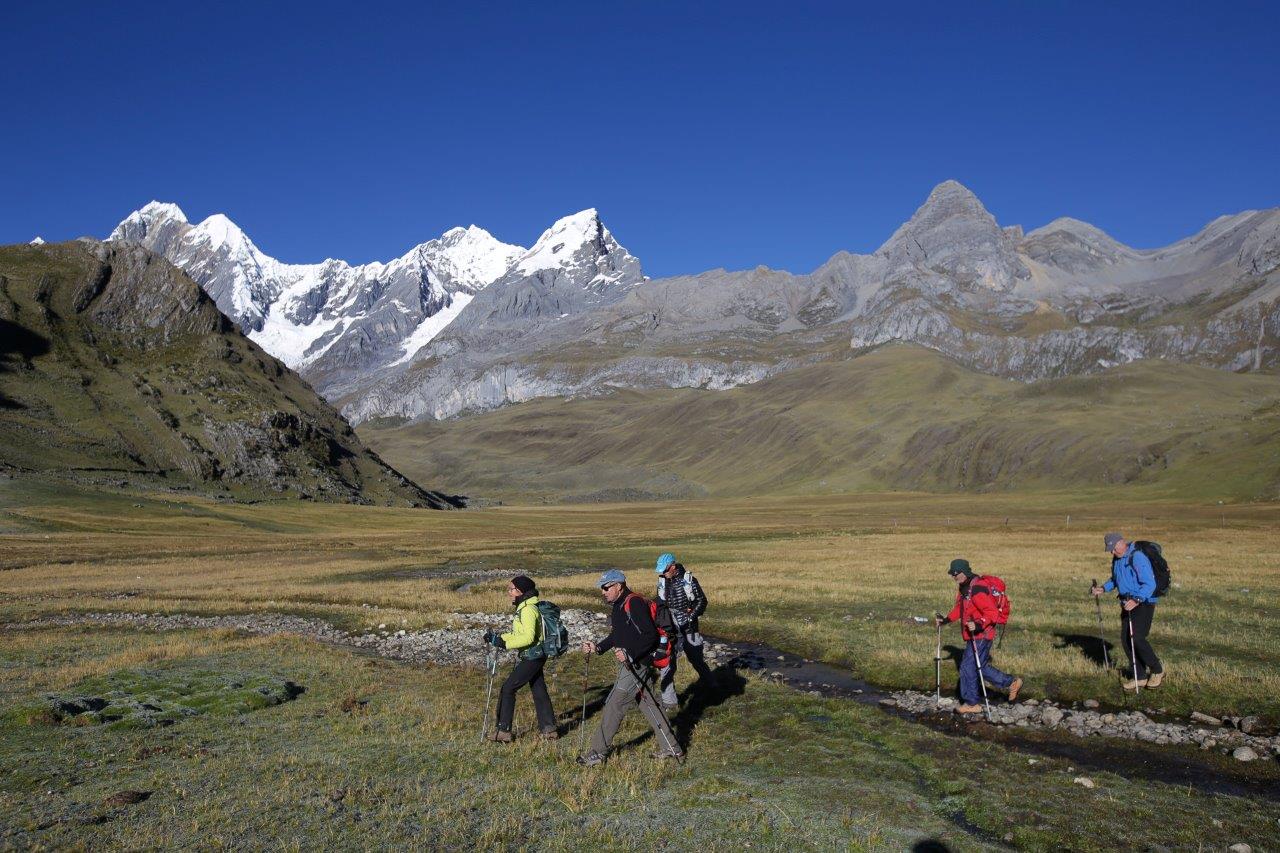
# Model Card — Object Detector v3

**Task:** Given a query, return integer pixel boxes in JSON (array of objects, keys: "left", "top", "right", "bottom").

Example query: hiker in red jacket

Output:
[{"left": 935, "top": 559, "right": 1023, "bottom": 714}]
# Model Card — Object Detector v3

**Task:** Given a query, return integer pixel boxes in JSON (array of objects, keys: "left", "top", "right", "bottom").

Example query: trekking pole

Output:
[
  {"left": 970, "top": 636, "right": 993, "bottom": 722},
  {"left": 1126, "top": 606, "right": 1141, "bottom": 696},
  {"left": 578, "top": 651, "right": 590, "bottom": 754},
  {"left": 479, "top": 644, "right": 498, "bottom": 742},
  {"left": 934, "top": 613, "right": 943, "bottom": 701},
  {"left": 623, "top": 657, "right": 684, "bottom": 765},
  {"left": 1091, "top": 579, "right": 1110, "bottom": 670}
]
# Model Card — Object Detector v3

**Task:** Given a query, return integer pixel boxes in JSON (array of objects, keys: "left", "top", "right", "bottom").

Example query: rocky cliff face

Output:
[{"left": 0, "top": 240, "right": 459, "bottom": 506}]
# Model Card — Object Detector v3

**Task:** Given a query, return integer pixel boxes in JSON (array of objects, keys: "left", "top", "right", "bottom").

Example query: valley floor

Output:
[{"left": 2, "top": 484, "right": 1278, "bottom": 849}]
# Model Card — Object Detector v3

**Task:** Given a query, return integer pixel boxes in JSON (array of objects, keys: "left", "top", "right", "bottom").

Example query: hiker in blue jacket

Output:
[{"left": 1091, "top": 533, "right": 1165, "bottom": 690}]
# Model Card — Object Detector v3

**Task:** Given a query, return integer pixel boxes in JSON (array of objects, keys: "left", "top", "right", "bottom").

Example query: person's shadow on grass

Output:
[
  {"left": 614, "top": 663, "right": 748, "bottom": 753},
  {"left": 555, "top": 667, "right": 614, "bottom": 737},
  {"left": 1053, "top": 632, "right": 1114, "bottom": 669}
]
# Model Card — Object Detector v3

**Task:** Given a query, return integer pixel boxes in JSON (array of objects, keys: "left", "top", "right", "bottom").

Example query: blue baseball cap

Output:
[
  {"left": 597, "top": 569, "right": 626, "bottom": 588},
  {"left": 655, "top": 553, "right": 676, "bottom": 574}
]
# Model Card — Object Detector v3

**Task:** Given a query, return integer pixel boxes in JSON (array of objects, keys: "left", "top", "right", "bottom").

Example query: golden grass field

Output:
[
  {"left": 3, "top": 485, "right": 1280, "bottom": 849},
  {"left": 4, "top": 486, "right": 1278, "bottom": 719}
]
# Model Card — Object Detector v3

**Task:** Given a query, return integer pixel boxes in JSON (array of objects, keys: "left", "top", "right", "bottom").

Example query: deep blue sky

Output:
[{"left": 3, "top": 2, "right": 1278, "bottom": 278}]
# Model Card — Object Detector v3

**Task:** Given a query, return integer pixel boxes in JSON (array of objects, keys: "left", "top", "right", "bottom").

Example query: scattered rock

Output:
[
  {"left": 102, "top": 790, "right": 151, "bottom": 808},
  {"left": 1227, "top": 845, "right": 1252, "bottom": 853},
  {"left": 1239, "top": 716, "right": 1259, "bottom": 734},
  {"left": 1082, "top": 699, "right": 1099, "bottom": 709},
  {"left": 1041, "top": 707, "right": 1064, "bottom": 727},
  {"left": 1072, "top": 776, "right": 1095, "bottom": 788},
  {"left": 1232, "top": 747, "right": 1259, "bottom": 762},
  {"left": 1190, "top": 711, "right": 1221, "bottom": 726}
]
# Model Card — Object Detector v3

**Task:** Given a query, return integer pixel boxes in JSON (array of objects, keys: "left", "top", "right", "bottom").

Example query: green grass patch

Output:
[{"left": 28, "top": 667, "right": 304, "bottom": 730}]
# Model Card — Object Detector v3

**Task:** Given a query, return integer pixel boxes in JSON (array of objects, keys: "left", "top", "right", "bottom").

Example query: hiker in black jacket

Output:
[
  {"left": 655, "top": 553, "right": 713, "bottom": 709},
  {"left": 577, "top": 570, "right": 683, "bottom": 766}
]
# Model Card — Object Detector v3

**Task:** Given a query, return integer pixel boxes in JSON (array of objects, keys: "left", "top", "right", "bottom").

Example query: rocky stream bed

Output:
[{"left": 8, "top": 610, "right": 1278, "bottom": 770}]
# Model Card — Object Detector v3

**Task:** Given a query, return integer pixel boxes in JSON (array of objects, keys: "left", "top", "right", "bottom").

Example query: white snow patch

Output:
[
  {"left": 250, "top": 309, "right": 344, "bottom": 369},
  {"left": 192, "top": 214, "right": 252, "bottom": 254},
  {"left": 139, "top": 201, "right": 188, "bottom": 223},
  {"left": 391, "top": 292, "right": 473, "bottom": 366},
  {"left": 29, "top": 236, "right": 45, "bottom": 245},
  {"left": 433, "top": 226, "right": 525, "bottom": 291},
  {"left": 516, "top": 209, "right": 601, "bottom": 275}
]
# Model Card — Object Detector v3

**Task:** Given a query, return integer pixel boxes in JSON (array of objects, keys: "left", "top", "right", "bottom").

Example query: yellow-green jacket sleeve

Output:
[{"left": 501, "top": 596, "right": 541, "bottom": 650}]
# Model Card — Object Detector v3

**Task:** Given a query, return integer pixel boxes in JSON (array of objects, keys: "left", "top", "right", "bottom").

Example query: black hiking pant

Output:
[
  {"left": 496, "top": 657, "right": 556, "bottom": 733},
  {"left": 1120, "top": 603, "right": 1162, "bottom": 680}
]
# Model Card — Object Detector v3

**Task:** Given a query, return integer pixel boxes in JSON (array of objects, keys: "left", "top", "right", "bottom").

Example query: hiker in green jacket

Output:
[{"left": 483, "top": 575, "right": 558, "bottom": 741}]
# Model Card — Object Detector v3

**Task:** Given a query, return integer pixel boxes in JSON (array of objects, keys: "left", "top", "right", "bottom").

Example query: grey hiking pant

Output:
[
  {"left": 658, "top": 629, "right": 713, "bottom": 705},
  {"left": 587, "top": 661, "right": 681, "bottom": 758}
]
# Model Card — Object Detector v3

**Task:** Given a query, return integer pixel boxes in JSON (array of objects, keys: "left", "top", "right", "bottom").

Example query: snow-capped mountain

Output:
[
  {"left": 107, "top": 203, "right": 646, "bottom": 400},
  {"left": 106, "top": 184, "right": 1280, "bottom": 427},
  {"left": 446, "top": 208, "right": 644, "bottom": 336},
  {"left": 344, "top": 181, "right": 1280, "bottom": 423},
  {"left": 108, "top": 202, "right": 527, "bottom": 389}
]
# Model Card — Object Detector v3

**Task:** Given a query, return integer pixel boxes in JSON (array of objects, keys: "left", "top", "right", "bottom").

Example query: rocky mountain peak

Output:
[
  {"left": 1026, "top": 217, "right": 1126, "bottom": 246},
  {"left": 1020, "top": 216, "right": 1136, "bottom": 273},
  {"left": 876, "top": 180, "right": 1028, "bottom": 292},
  {"left": 109, "top": 200, "right": 190, "bottom": 245},
  {"left": 923, "top": 178, "right": 985, "bottom": 209},
  {"left": 500, "top": 208, "right": 642, "bottom": 296},
  {"left": 422, "top": 225, "right": 524, "bottom": 293},
  {"left": 516, "top": 209, "right": 604, "bottom": 272},
  {"left": 192, "top": 213, "right": 250, "bottom": 250}
]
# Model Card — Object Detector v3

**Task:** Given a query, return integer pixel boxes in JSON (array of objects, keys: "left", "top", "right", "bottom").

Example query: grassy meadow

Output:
[
  {"left": 2, "top": 482, "right": 1279, "bottom": 848},
  {"left": 361, "top": 345, "right": 1280, "bottom": 504}
]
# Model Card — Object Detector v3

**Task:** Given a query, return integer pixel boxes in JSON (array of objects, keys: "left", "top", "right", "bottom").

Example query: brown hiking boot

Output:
[
  {"left": 486, "top": 730, "right": 513, "bottom": 743},
  {"left": 1007, "top": 678, "right": 1023, "bottom": 702},
  {"left": 955, "top": 704, "right": 983, "bottom": 715},
  {"left": 540, "top": 727, "right": 559, "bottom": 740},
  {"left": 1121, "top": 677, "right": 1148, "bottom": 691},
  {"left": 1146, "top": 671, "right": 1164, "bottom": 688}
]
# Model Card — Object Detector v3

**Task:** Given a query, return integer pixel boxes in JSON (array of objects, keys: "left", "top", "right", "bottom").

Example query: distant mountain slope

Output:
[
  {"left": 104, "top": 183, "right": 1280, "bottom": 426},
  {"left": 348, "top": 181, "right": 1280, "bottom": 424},
  {"left": 360, "top": 345, "right": 1280, "bottom": 504},
  {"left": 0, "top": 240, "right": 458, "bottom": 507}
]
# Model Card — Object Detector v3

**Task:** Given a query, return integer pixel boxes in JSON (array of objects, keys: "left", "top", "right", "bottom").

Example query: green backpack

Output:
[{"left": 534, "top": 601, "right": 570, "bottom": 659}]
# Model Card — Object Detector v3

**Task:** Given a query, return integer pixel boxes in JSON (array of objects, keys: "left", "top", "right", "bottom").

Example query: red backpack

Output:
[
  {"left": 624, "top": 593, "right": 673, "bottom": 668},
  {"left": 975, "top": 575, "right": 1011, "bottom": 625}
]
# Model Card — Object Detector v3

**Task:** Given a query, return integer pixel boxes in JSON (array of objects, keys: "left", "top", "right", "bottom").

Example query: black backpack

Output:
[{"left": 1130, "top": 540, "right": 1172, "bottom": 597}]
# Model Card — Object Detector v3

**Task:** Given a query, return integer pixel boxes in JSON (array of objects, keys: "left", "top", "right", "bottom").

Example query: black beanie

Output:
[
  {"left": 512, "top": 575, "right": 536, "bottom": 595},
  {"left": 947, "top": 559, "right": 975, "bottom": 578}
]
